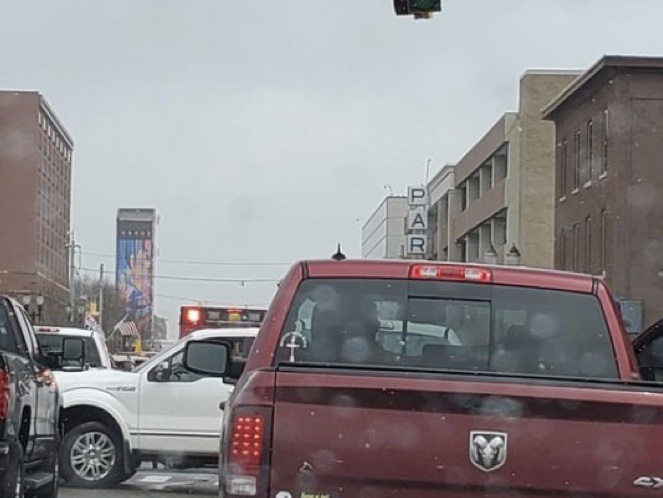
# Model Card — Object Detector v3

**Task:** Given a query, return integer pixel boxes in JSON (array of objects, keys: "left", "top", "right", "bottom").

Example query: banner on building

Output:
[{"left": 116, "top": 210, "right": 155, "bottom": 341}]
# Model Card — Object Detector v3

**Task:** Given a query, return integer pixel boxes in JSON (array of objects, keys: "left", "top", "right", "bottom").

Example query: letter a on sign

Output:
[{"left": 407, "top": 207, "right": 428, "bottom": 231}]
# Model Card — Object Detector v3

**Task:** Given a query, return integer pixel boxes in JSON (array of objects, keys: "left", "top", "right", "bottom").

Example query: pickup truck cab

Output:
[
  {"left": 35, "top": 326, "right": 113, "bottom": 371},
  {"left": 56, "top": 327, "right": 257, "bottom": 488},
  {"left": 184, "top": 259, "right": 663, "bottom": 498},
  {"left": 0, "top": 296, "right": 82, "bottom": 498}
]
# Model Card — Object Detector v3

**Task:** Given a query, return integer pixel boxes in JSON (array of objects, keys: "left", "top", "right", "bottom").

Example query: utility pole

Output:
[
  {"left": 98, "top": 263, "right": 104, "bottom": 331},
  {"left": 65, "top": 233, "right": 81, "bottom": 325}
]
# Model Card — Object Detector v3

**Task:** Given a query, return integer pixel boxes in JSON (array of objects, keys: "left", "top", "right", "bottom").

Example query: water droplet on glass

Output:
[
  {"left": 310, "top": 411, "right": 316, "bottom": 416},
  {"left": 364, "top": 443, "right": 371, "bottom": 449},
  {"left": 511, "top": 472, "right": 516, "bottom": 477},
  {"left": 564, "top": 480, "right": 571, "bottom": 486}
]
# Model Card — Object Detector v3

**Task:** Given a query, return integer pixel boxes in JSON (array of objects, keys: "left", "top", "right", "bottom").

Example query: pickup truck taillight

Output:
[
  {"left": 224, "top": 407, "right": 272, "bottom": 496},
  {"left": 0, "top": 368, "right": 9, "bottom": 419}
]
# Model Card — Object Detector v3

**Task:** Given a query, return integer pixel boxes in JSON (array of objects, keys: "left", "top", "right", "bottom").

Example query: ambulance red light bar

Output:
[
  {"left": 409, "top": 264, "right": 492, "bottom": 283},
  {"left": 185, "top": 308, "right": 202, "bottom": 324},
  {"left": 179, "top": 305, "right": 267, "bottom": 338}
]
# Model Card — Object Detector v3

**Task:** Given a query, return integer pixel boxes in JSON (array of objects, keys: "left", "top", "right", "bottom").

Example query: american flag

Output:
[{"left": 113, "top": 316, "right": 140, "bottom": 337}]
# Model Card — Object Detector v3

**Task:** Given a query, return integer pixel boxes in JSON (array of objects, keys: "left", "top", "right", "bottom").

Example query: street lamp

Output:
[
  {"left": 18, "top": 294, "right": 45, "bottom": 324},
  {"left": 505, "top": 243, "right": 522, "bottom": 266},
  {"left": 484, "top": 244, "right": 498, "bottom": 265}
]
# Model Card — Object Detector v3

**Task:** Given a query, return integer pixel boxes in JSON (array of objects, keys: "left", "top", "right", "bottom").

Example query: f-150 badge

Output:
[{"left": 469, "top": 431, "right": 507, "bottom": 472}]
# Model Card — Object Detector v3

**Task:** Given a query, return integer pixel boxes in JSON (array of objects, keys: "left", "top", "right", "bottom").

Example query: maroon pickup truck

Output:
[{"left": 184, "top": 259, "right": 663, "bottom": 498}]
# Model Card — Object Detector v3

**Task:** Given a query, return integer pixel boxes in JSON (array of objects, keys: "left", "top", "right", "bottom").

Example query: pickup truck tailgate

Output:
[{"left": 271, "top": 370, "right": 663, "bottom": 498}]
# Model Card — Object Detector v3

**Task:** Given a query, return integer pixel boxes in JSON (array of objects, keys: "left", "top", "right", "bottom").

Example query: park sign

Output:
[{"left": 406, "top": 186, "right": 429, "bottom": 256}]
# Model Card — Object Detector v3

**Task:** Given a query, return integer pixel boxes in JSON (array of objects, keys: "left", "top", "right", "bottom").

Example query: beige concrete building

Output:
[
  {"left": 361, "top": 196, "right": 409, "bottom": 259},
  {"left": 426, "top": 164, "right": 456, "bottom": 260},
  {"left": 430, "top": 71, "right": 581, "bottom": 267}
]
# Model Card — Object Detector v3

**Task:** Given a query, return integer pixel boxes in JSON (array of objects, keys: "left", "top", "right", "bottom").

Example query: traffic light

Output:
[{"left": 394, "top": 0, "right": 441, "bottom": 18}]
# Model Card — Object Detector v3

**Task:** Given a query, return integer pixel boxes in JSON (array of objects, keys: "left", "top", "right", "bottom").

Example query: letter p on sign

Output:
[{"left": 408, "top": 186, "right": 429, "bottom": 207}]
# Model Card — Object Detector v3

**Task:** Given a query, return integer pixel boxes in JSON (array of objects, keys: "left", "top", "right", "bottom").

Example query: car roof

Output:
[
  {"left": 297, "top": 259, "right": 596, "bottom": 294},
  {"left": 188, "top": 327, "right": 260, "bottom": 340},
  {"left": 34, "top": 326, "right": 95, "bottom": 338}
]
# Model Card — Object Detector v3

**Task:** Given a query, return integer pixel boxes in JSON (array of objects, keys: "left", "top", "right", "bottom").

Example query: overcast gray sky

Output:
[{"left": 2, "top": 0, "right": 662, "bottom": 334}]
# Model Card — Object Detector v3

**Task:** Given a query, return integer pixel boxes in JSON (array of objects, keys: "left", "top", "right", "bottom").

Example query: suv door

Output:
[
  {"left": 137, "top": 342, "right": 233, "bottom": 454},
  {"left": 1, "top": 300, "right": 38, "bottom": 458},
  {"left": 14, "top": 307, "right": 56, "bottom": 459}
]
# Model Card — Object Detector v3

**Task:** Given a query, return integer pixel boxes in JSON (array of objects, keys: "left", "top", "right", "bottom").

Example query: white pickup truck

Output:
[
  {"left": 53, "top": 327, "right": 258, "bottom": 489},
  {"left": 35, "top": 326, "right": 114, "bottom": 370}
]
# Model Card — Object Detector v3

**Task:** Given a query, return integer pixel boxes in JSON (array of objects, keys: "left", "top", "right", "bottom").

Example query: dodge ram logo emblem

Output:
[{"left": 469, "top": 431, "right": 507, "bottom": 472}]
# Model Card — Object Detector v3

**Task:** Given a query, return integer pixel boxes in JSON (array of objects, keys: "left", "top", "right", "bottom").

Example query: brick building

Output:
[
  {"left": 0, "top": 91, "right": 74, "bottom": 324},
  {"left": 543, "top": 55, "right": 663, "bottom": 331}
]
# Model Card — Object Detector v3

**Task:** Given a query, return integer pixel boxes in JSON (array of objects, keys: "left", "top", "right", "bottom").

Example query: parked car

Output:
[
  {"left": 55, "top": 327, "right": 257, "bottom": 488},
  {"left": 184, "top": 258, "right": 663, "bottom": 498},
  {"left": 0, "top": 296, "right": 82, "bottom": 497}
]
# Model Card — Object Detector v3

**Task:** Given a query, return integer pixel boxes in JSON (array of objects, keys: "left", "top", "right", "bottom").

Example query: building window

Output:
[
  {"left": 572, "top": 223, "right": 579, "bottom": 272},
  {"left": 574, "top": 131, "right": 581, "bottom": 190},
  {"left": 559, "top": 140, "right": 568, "bottom": 197},
  {"left": 600, "top": 209, "right": 608, "bottom": 273},
  {"left": 601, "top": 109, "right": 609, "bottom": 175},
  {"left": 460, "top": 184, "right": 467, "bottom": 212},
  {"left": 559, "top": 229, "right": 566, "bottom": 270},
  {"left": 585, "top": 216, "right": 592, "bottom": 274},
  {"left": 586, "top": 120, "right": 593, "bottom": 184}
]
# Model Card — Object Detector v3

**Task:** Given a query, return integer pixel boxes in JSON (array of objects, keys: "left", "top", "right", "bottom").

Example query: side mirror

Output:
[
  {"left": 62, "top": 337, "right": 85, "bottom": 372},
  {"left": 183, "top": 340, "right": 230, "bottom": 377},
  {"left": 148, "top": 361, "right": 171, "bottom": 382}
]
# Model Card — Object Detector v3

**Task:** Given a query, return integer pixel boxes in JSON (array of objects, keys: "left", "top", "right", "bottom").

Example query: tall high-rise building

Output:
[
  {"left": 0, "top": 91, "right": 74, "bottom": 324},
  {"left": 116, "top": 208, "right": 157, "bottom": 344}
]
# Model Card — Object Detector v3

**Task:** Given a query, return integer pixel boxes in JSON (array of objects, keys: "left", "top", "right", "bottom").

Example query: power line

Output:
[
  {"left": 78, "top": 266, "right": 279, "bottom": 284},
  {"left": 155, "top": 293, "right": 269, "bottom": 307},
  {"left": 80, "top": 251, "right": 290, "bottom": 267}
]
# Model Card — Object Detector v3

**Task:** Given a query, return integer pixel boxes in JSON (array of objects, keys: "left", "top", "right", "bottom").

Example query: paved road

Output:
[{"left": 60, "top": 468, "right": 218, "bottom": 497}]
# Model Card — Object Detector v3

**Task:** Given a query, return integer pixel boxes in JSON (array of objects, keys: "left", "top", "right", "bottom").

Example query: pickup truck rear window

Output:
[
  {"left": 274, "top": 278, "right": 619, "bottom": 380},
  {"left": 36, "top": 334, "right": 104, "bottom": 368}
]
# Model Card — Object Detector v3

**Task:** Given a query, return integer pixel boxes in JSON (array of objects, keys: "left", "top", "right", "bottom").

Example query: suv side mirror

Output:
[{"left": 183, "top": 340, "right": 230, "bottom": 377}]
